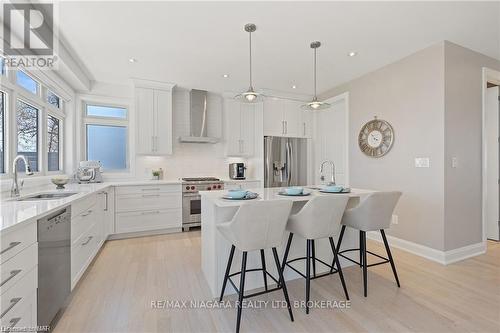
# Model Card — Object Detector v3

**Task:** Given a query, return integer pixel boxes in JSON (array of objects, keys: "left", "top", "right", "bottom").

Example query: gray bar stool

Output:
[
  {"left": 218, "top": 200, "right": 294, "bottom": 333},
  {"left": 335, "top": 191, "right": 402, "bottom": 297},
  {"left": 281, "top": 195, "right": 350, "bottom": 314}
]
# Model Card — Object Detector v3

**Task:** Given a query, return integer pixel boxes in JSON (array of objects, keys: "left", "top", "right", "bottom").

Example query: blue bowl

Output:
[
  {"left": 227, "top": 190, "right": 248, "bottom": 199},
  {"left": 324, "top": 185, "right": 343, "bottom": 193},
  {"left": 284, "top": 187, "right": 304, "bottom": 195}
]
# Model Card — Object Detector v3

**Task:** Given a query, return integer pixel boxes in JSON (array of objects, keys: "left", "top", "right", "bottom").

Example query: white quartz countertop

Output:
[
  {"left": 0, "top": 179, "right": 183, "bottom": 233},
  {"left": 200, "top": 186, "right": 376, "bottom": 207}
]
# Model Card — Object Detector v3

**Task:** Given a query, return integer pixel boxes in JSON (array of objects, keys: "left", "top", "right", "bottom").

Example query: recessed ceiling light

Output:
[
  {"left": 222, "top": 74, "right": 229, "bottom": 78},
  {"left": 129, "top": 58, "right": 138, "bottom": 63},
  {"left": 292, "top": 85, "right": 297, "bottom": 89},
  {"left": 348, "top": 51, "right": 357, "bottom": 57}
]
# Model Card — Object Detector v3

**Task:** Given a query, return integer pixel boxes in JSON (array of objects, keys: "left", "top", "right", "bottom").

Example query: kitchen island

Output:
[{"left": 200, "top": 186, "right": 376, "bottom": 298}]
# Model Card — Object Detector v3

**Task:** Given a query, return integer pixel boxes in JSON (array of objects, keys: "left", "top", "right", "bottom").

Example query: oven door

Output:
[{"left": 182, "top": 193, "right": 201, "bottom": 225}]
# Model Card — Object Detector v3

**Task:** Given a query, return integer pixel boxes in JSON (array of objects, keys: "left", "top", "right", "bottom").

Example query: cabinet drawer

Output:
[
  {"left": 0, "top": 291, "right": 36, "bottom": 329},
  {"left": 116, "top": 192, "right": 181, "bottom": 212},
  {"left": 0, "top": 267, "right": 36, "bottom": 323},
  {"left": 0, "top": 223, "right": 36, "bottom": 264},
  {"left": 71, "top": 220, "right": 103, "bottom": 284},
  {"left": 71, "top": 193, "right": 97, "bottom": 218},
  {"left": 71, "top": 207, "right": 99, "bottom": 243},
  {"left": 115, "top": 184, "right": 181, "bottom": 195},
  {"left": 115, "top": 209, "right": 181, "bottom": 234},
  {"left": 0, "top": 243, "right": 37, "bottom": 295}
]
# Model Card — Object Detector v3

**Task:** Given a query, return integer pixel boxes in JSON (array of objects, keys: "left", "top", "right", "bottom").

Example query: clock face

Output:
[{"left": 358, "top": 119, "right": 394, "bottom": 157}]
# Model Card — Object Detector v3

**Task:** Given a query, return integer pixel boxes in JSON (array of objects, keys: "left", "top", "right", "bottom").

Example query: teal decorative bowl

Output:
[
  {"left": 227, "top": 190, "right": 248, "bottom": 199},
  {"left": 284, "top": 187, "right": 304, "bottom": 195},
  {"left": 324, "top": 185, "right": 343, "bottom": 193}
]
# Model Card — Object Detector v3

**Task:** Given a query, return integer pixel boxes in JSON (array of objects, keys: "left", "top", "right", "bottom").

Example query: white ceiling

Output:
[{"left": 58, "top": 1, "right": 500, "bottom": 95}]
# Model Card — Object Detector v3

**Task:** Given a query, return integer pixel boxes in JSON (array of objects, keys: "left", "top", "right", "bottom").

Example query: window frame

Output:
[
  {"left": 0, "top": 67, "right": 66, "bottom": 179},
  {"left": 0, "top": 90, "right": 7, "bottom": 174},
  {"left": 15, "top": 70, "right": 40, "bottom": 96},
  {"left": 83, "top": 101, "right": 130, "bottom": 173}
]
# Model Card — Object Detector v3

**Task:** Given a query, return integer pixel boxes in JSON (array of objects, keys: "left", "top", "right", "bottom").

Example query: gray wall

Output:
[
  {"left": 443, "top": 42, "right": 500, "bottom": 250},
  {"left": 321, "top": 43, "right": 446, "bottom": 250}
]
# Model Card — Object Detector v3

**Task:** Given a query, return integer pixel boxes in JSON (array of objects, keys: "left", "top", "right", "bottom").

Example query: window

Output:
[
  {"left": 47, "top": 90, "right": 61, "bottom": 108},
  {"left": 47, "top": 115, "right": 60, "bottom": 171},
  {"left": 16, "top": 99, "right": 39, "bottom": 172},
  {"left": 84, "top": 103, "right": 128, "bottom": 172},
  {"left": 0, "top": 57, "right": 5, "bottom": 76},
  {"left": 0, "top": 91, "right": 5, "bottom": 173},
  {"left": 16, "top": 71, "right": 39, "bottom": 95},
  {"left": 86, "top": 104, "right": 127, "bottom": 119},
  {"left": 86, "top": 124, "right": 127, "bottom": 170}
]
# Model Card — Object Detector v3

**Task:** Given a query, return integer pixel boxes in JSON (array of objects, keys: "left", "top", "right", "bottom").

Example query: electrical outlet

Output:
[
  {"left": 391, "top": 214, "right": 399, "bottom": 225},
  {"left": 415, "top": 157, "right": 430, "bottom": 168},
  {"left": 451, "top": 157, "right": 458, "bottom": 168}
]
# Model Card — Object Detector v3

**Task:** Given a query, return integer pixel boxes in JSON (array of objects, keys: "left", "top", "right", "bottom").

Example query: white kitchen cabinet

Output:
[
  {"left": 301, "top": 110, "right": 313, "bottom": 138},
  {"left": 98, "top": 188, "right": 115, "bottom": 238},
  {"left": 135, "top": 80, "right": 175, "bottom": 155},
  {"left": 263, "top": 97, "right": 306, "bottom": 138},
  {"left": 225, "top": 99, "right": 256, "bottom": 156},
  {"left": 114, "top": 184, "right": 182, "bottom": 235}
]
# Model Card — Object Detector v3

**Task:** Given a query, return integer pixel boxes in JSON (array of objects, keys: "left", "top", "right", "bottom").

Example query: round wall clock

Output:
[{"left": 358, "top": 117, "right": 394, "bottom": 157}]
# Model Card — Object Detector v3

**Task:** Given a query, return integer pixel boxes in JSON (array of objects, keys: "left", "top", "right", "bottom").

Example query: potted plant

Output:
[{"left": 152, "top": 170, "right": 161, "bottom": 180}]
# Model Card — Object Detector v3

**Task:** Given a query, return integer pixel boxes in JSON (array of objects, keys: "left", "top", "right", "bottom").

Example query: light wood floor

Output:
[{"left": 54, "top": 232, "right": 500, "bottom": 333}]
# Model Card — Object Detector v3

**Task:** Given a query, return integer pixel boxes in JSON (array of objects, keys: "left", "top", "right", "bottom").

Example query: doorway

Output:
[{"left": 483, "top": 68, "right": 500, "bottom": 242}]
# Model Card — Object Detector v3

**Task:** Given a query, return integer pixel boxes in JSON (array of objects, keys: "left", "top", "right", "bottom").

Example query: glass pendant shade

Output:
[
  {"left": 235, "top": 24, "right": 262, "bottom": 103},
  {"left": 302, "top": 41, "right": 331, "bottom": 111}
]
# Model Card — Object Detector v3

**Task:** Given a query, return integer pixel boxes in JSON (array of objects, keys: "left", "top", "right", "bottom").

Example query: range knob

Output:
[
  {"left": 207, "top": 187, "right": 211, "bottom": 190},
  {"left": 186, "top": 186, "right": 190, "bottom": 190},
  {"left": 190, "top": 186, "right": 195, "bottom": 190}
]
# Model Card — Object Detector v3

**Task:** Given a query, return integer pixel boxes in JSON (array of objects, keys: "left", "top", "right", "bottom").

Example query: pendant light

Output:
[
  {"left": 302, "top": 41, "right": 330, "bottom": 110},
  {"left": 235, "top": 23, "right": 263, "bottom": 103}
]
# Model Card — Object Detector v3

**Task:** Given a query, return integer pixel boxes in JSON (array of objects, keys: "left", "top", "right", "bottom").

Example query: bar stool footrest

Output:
[
  {"left": 338, "top": 248, "right": 390, "bottom": 267},
  {"left": 227, "top": 268, "right": 280, "bottom": 297},
  {"left": 285, "top": 256, "right": 339, "bottom": 280}
]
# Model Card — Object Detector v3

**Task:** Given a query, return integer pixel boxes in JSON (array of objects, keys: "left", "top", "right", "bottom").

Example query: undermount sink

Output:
[{"left": 15, "top": 192, "right": 78, "bottom": 201}]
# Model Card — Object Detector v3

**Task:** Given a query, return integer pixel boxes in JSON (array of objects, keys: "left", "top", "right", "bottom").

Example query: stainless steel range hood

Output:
[{"left": 179, "top": 89, "right": 219, "bottom": 143}]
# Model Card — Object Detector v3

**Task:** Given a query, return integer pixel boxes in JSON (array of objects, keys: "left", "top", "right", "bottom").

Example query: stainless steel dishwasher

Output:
[{"left": 37, "top": 207, "right": 71, "bottom": 328}]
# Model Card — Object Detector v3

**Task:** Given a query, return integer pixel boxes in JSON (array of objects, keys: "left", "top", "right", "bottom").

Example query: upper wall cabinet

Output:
[
  {"left": 134, "top": 80, "right": 176, "bottom": 155},
  {"left": 224, "top": 99, "right": 258, "bottom": 157},
  {"left": 263, "top": 97, "right": 311, "bottom": 138}
]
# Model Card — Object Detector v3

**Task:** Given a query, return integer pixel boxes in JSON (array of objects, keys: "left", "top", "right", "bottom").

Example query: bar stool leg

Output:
[
  {"left": 272, "top": 247, "right": 294, "bottom": 322},
  {"left": 359, "top": 231, "right": 364, "bottom": 267},
  {"left": 380, "top": 229, "right": 400, "bottom": 288},
  {"left": 219, "top": 245, "right": 235, "bottom": 302},
  {"left": 335, "top": 225, "right": 346, "bottom": 257},
  {"left": 329, "top": 237, "right": 349, "bottom": 300},
  {"left": 306, "top": 239, "right": 311, "bottom": 314},
  {"left": 260, "top": 249, "right": 268, "bottom": 291},
  {"left": 311, "top": 239, "right": 317, "bottom": 277},
  {"left": 281, "top": 233, "right": 293, "bottom": 273},
  {"left": 361, "top": 231, "right": 368, "bottom": 297},
  {"left": 236, "top": 252, "right": 247, "bottom": 333}
]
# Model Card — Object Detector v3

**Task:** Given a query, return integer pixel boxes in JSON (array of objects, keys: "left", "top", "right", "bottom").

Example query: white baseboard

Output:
[{"left": 366, "top": 232, "right": 486, "bottom": 265}]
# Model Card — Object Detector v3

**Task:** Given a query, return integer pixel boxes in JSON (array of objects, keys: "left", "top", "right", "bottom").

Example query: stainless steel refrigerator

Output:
[{"left": 264, "top": 136, "right": 308, "bottom": 188}]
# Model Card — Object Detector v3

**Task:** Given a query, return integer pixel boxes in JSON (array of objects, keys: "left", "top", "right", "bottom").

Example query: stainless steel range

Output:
[{"left": 182, "top": 177, "right": 224, "bottom": 231}]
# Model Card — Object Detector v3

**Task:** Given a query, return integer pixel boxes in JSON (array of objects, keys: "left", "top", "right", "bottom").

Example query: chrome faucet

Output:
[
  {"left": 319, "top": 160, "right": 336, "bottom": 185},
  {"left": 11, "top": 155, "right": 34, "bottom": 197}
]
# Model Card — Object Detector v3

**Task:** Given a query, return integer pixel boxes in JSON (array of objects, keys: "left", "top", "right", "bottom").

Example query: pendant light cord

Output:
[
  {"left": 249, "top": 31, "right": 253, "bottom": 89},
  {"left": 313, "top": 46, "right": 317, "bottom": 100}
]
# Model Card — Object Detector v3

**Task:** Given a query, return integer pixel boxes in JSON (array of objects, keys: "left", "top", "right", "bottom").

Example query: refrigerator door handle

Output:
[{"left": 286, "top": 140, "right": 293, "bottom": 186}]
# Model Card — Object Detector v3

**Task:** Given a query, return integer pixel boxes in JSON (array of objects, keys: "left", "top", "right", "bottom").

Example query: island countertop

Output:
[{"left": 200, "top": 186, "right": 376, "bottom": 207}]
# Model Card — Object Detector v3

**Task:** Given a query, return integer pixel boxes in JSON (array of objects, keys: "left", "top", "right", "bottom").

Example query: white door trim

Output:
[{"left": 482, "top": 67, "right": 500, "bottom": 244}]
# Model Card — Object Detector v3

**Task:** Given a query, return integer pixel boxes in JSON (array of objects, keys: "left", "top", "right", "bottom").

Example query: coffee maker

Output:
[{"left": 229, "top": 163, "right": 246, "bottom": 180}]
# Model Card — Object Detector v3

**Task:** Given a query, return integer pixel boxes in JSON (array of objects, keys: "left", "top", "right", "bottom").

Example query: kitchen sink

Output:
[{"left": 15, "top": 192, "right": 78, "bottom": 201}]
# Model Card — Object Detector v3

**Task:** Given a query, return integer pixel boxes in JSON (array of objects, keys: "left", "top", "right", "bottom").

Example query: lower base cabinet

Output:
[{"left": 115, "top": 209, "right": 182, "bottom": 233}]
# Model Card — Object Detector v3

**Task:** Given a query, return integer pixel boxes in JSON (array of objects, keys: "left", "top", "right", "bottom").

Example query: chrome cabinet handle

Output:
[
  {"left": 303, "top": 122, "right": 306, "bottom": 136},
  {"left": 142, "top": 188, "right": 160, "bottom": 191},
  {"left": 285, "top": 121, "right": 288, "bottom": 134},
  {"left": 81, "top": 210, "right": 92, "bottom": 217},
  {"left": 142, "top": 194, "right": 160, "bottom": 197},
  {"left": 0, "top": 269, "right": 22, "bottom": 287},
  {"left": 141, "top": 211, "right": 160, "bottom": 215},
  {"left": 81, "top": 236, "right": 93, "bottom": 246},
  {"left": 104, "top": 192, "right": 108, "bottom": 211},
  {"left": 8, "top": 317, "right": 21, "bottom": 328},
  {"left": 0, "top": 298, "right": 21, "bottom": 318},
  {"left": 0, "top": 242, "right": 21, "bottom": 255},
  {"left": 282, "top": 121, "right": 285, "bottom": 135}
]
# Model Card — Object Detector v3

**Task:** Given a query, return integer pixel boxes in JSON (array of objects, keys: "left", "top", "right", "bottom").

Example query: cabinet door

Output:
[
  {"left": 263, "top": 98, "right": 285, "bottom": 136},
  {"left": 100, "top": 188, "right": 115, "bottom": 237},
  {"left": 136, "top": 88, "right": 155, "bottom": 154},
  {"left": 225, "top": 99, "right": 242, "bottom": 156},
  {"left": 240, "top": 103, "right": 255, "bottom": 155},
  {"left": 283, "top": 100, "right": 301, "bottom": 137},
  {"left": 301, "top": 110, "right": 312, "bottom": 138},
  {"left": 154, "top": 89, "right": 173, "bottom": 155}
]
